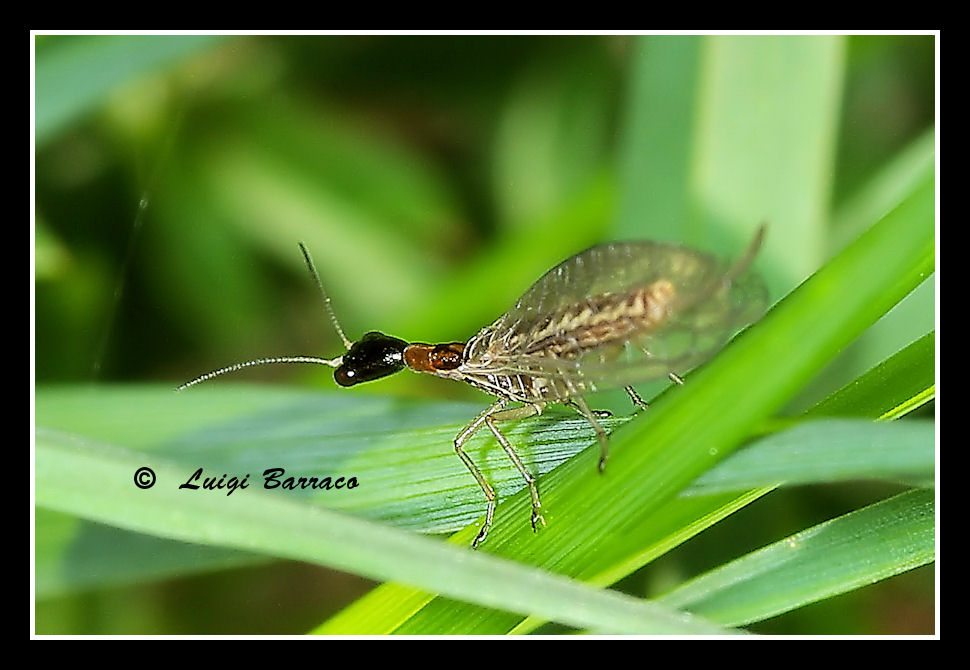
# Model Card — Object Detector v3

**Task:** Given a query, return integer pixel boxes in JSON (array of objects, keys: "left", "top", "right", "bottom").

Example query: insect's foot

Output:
[
  {"left": 531, "top": 508, "right": 546, "bottom": 533},
  {"left": 598, "top": 455, "right": 608, "bottom": 473},
  {"left": 624, "top": 386, "right": 649, "bottom": 413},
  {"left": 472, "top": 523, "right": 490, "bottom": 549},
  {"left": 591, "top": 409, "right": 613, "bottom": 418}
]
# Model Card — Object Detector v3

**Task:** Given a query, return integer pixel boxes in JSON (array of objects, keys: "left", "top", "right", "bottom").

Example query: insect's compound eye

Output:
[
  {"left": 333, "top": 366, "right": 358, "bottom": 387},
  {"left": 334, "top": 331, "right": 407, "bottom": 386}
]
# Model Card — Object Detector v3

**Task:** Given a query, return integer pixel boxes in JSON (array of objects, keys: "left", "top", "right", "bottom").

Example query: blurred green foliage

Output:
[{"left": 34, "top": 34, "right": 935, "bottom": 635}]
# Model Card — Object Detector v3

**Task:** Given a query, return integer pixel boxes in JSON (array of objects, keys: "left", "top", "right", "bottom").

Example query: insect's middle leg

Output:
[{"left": 484, "top": 402, "right": 547, "bottom": 534}]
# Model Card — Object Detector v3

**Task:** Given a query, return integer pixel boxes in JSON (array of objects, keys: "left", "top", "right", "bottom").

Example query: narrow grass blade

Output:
[
  {"left": 830, "top": 129, "right": 936, "bottom": 255},
  {"left": 35, "top": 429, "right": 735, "bottom": 635},
  {"left": 685, "top": 418, "right": 933, "bottom": 496},
  {"left": 34, "top": 507, "right": 265, "bottom": 598},
  {"left": 656, "top": 489, "right": 934, "bottom": 626},
  {"left": 810, "top": 331, "right": 935, "bottom": 421},
  {"left": 615, "top": 36, "right": 701, "bottom": 241}
]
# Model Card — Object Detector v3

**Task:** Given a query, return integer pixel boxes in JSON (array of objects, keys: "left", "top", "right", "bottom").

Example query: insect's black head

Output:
[{"left": 334, "top": 331, "right": 408, "bottom": 387}]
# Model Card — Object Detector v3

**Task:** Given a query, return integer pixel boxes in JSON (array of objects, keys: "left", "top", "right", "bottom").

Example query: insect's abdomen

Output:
[
  {"left": 460, "top": 281, "right": 676, "bottom": 402},
  {"left": 522, "top": 280, "right": 676, "bottom": 358}
]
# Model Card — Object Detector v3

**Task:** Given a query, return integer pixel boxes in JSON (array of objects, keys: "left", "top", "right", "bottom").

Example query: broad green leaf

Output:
[{"left": 690, "top": 36, "right": 844, "bottom": 282}]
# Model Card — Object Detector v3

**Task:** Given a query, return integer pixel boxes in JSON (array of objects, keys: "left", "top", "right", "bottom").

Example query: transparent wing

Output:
[
  {"left": 465, "top": 231, "right": 767, "bottom": 393},
  {"left": 500, "top": 241, "right": 723, "bottom": 349},
  {"left": 488, "top": 270, "right": 766, "bottom": 389}
]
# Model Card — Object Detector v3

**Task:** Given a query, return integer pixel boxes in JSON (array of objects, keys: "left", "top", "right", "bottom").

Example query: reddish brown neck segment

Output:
[{"left": 404, "top": 342, "right": 465, "bottom": 373}]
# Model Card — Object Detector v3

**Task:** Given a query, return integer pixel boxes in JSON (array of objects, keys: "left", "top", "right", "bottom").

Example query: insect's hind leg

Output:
[
  {"left": 568, "top": 395, "right": 611, "bottom": 473},
  {"left": 484, "top": 403, "right": 547, "bottom": 535}
]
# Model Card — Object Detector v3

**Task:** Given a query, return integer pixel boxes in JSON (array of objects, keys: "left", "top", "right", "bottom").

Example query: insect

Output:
[{"left": 180, "top": 228, "right": 768, "bottom": 547}]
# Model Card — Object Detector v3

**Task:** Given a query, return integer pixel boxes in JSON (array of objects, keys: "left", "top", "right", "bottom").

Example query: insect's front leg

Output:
[{"left": 454, "top": 400, "right": 506, "bottom": 548}]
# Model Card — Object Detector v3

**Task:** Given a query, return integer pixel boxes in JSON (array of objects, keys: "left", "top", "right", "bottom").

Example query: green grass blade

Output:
[
  {"left": 685, "top": 418, "right": 933, "bottom": 495},
  {"left": 691, "top": 36, "right": 845, "bottom": 283},
  {"left": 615, "top": 36, "right": 701, "bottom": 241},
  {"left": 615, "top": 35, "right": 845, "bottom": 277},
  {"left": 656, "top": 489, "right": 934, "bottom": 626},
  {"left": 35, "top": 428, "right": 736, "bottom": 635},
  {"left": 810, "top": 331, "right": 935, "bottom": 420},
  {"left": 830, "top": 129, "right": 936, "bottom": 255},
  {"left": 507, "top": 325, "right": 935, "bottom": 635},
  {"left": 34, "top": 386, "right": 610, "bottom": 535},
  {"left": 35, "top": 507, "right": 264, "bottom": 598},
  {"left": 35, "top": 389, "right": 771, "bottom": 605}
]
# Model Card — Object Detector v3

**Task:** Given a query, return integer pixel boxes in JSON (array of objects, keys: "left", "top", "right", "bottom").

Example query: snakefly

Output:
[{"left": 180, "top": 228, "right": 768, "bottom": 547}]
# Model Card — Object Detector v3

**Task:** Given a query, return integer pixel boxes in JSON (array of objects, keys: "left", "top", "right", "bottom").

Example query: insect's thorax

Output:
[
  {"left": 403, "top": 341, "right": 465, "bottom": 374},
  {"left": 403, "top": 336, "right": 566, "bottom": 403}
]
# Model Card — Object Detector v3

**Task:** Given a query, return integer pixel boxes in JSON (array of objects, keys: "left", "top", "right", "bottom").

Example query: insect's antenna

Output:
[
  {"left": 724, "top": 223, "right": 767, "bottom": 282},
  {"left": 298, "top": 242, "right": 353, "bottom": 351},
  {"left": 177, "top": 355, "right": 342, "bottom": 392}
]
